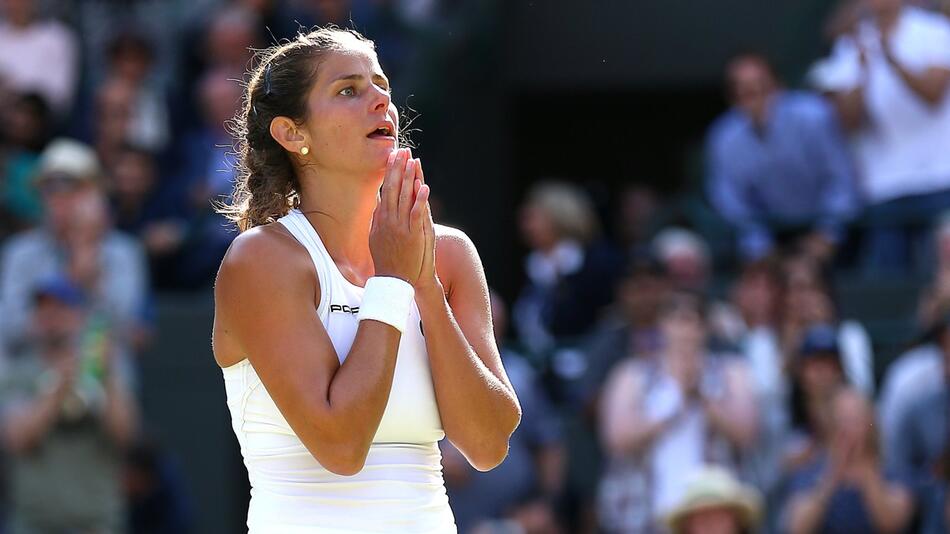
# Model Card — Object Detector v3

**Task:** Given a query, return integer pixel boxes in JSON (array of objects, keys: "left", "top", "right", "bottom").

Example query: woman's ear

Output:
[{"left": 269, "top": 116, "right": 309, "bottom": 154}]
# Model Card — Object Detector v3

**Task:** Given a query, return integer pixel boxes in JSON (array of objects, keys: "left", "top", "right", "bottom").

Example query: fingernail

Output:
[{"left": 387, "top": 152, "right": 396, "bottom": 165}]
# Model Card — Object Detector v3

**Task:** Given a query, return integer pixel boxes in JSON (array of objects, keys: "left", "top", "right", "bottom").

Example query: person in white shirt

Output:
[
  {"left": 811, "top": 0, "right": 950, "bottom": 272},
  {"left": 0, "top": 0, "right": 78, "bottom": 114},
  {"left": 212, "top": 28, "right": 521, "bottom": 532}
]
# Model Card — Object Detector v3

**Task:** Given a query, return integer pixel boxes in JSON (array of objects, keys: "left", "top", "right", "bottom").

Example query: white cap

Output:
[{"left": 35, "top": 138, "right": 102, "bottom": 184}]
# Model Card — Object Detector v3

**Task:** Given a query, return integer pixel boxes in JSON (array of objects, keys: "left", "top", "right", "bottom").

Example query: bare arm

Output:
[
  {"left": 831, "top": 86, "right": 867, "bottom": 132},
  {"left": 600, "top": 359, "right": 671, "bottom": 457},
  {"left": 856, "top": 467, "right": 914, "bottom": 533},
  {"left": 214, "top": 151, "right": 429, "bottom": 476},
  {"left": 415, "top": 227, "right": 521, "bottom": 471},
  {"left": 101, "top": 357, "right": 138, "bottom": 449},
  {"left": 2, "top": 374, "right": 73, "bottom": 453},
  {"left": 787, "top": 475, "right": 838, "bottom": 534},
  {"left": 703, "top": 361, "right": 759, "bottom": 449},
  {"left": 884, "top": 48, "right": 950, "bottom": 107}
]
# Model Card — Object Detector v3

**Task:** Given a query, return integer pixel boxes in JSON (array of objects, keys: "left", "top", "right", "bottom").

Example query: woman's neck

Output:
[{"left": 297, "top": 168, "right": 381, "bottom": 279}]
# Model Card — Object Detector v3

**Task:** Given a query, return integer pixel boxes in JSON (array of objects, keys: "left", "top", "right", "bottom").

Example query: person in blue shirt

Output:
[
  {"left": 706, "top": 53, "right": 861, "bottom": 262},
  {"left": 783, "top": 387, "right": 914, "bottom": 534}
]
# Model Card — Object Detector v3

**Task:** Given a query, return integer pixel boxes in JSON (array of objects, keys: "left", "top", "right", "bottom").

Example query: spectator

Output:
[
  {"left": 0, "top": 0, "right": 79, "bottom": 114},
  {"left": 783, "top": 387, "right": 914, "bottom": 534},
  {"left": 0, "top": 275, "right": 138, "bottom": 533},
  {"left": 597, "top": 291, "right": 758, "bottom": 532},
  {"left": 652, "top": 227, "right": 746, "bottom": 348},
  {"left": 706, "top": 53, "right": 860, "bottom": 262},
  {"left": 779, "top": 254, "right": 874, "bottom": 395},
  {"left": 108, "top": 143, "right": 194, "bottom": 288},
  {"left": 728, "top": 259, "right": 789, "bottom": 496},
  {"left": 814, "top": 0, "right": 950, "bottom": 273},
  {"left": 177, "top": 67, "right": 242, "bottom": 205},
  {"left": 0, "top": 91, "right": 52, "bottom": 233},
  {"left": 201, "top": 5, "right": 261, "bottom": 76},
  {"left": 0, "top": 138, "right": 147, "bottom": 355},
  {"left": 159, "top": 67, "right": 240, "bottom": 289},
  {"left": 663, "top": 466, "right": 763, "bottom": 534},
  {"left": 102, "top": 32, "right": 170, "bottom": 153},
  {"left": 879, "top": 313, "right": 950, "bottom": 462},
  {"left": 652, "top": 227, "right": 712, "bottom": 293},
  {"left": 443, "top": 291, "right": 565, "bottom": 534},
  {"left": 513, "top": 181, "right": 620, "bottom": 354},
  {"left": 580, "top": 256, "right": 669, "bottom": 406},
  {"left": 614, "top": 184, "right": 661, "bottom": 259},
  {"left": 888, "top": 311, "right": 950, "bottom": 533},
  {"left": 781, "top": 325, "right": 851, "bottom": 476},
  {"left": 93, "top": 77, "right": 143, "bottom": 172},
  {"left": 731, "top": 259, "right": 785, "bottom": 399},
  {"left": 176, "top": 4, "right": 262, "bottom": 132}
]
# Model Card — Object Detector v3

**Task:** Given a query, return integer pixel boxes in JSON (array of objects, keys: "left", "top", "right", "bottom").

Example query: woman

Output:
[
  {"left": 513, "top": 181, "right": 620, "bottom": 355},
  {"left": 664, "top": 466, "right": 762, "bottom": 534},
  {"left": 597, "top": 291, "right": 757, "bottom": 533},
  {"left": 211, "top": 28, "right": 521, "bottom": 532},
  {"left": 779, "top": 254, "right": 873, "bottom": 395},
  {"left": 784, "top": 387, "right": 913, "bottom": 534}
]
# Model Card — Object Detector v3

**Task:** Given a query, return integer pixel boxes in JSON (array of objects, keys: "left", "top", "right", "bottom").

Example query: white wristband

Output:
[{"left": 357, "top": 276, "right": 415, "bottom": 333}]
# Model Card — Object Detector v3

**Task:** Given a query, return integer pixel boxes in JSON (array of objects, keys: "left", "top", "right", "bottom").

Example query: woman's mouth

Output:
[{"left": 367, "top": 126, "right": 395, "bottom": 141}]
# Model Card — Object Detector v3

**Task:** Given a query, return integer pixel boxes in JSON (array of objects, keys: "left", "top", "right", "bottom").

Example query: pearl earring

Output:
[{"left": 300, "top": 146, "right": 310, "bottom": 155}]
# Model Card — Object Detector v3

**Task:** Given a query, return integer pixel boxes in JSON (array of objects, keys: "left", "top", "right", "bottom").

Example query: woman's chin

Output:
[{"left": 368, "top": 144, "right": 397, "bottom": 167}]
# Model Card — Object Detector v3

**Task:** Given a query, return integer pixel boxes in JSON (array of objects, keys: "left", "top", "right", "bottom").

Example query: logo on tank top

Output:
[{"left": 329, "top": 304, "right": 359, "bottom": 314}]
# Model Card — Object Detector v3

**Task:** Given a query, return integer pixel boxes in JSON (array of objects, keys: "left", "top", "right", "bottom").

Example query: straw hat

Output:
[{"left": 664, "top": 466, "right": 762, "bottom": 533}]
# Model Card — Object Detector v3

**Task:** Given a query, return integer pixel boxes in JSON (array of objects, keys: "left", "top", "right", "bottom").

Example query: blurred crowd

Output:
[{"left": 1, "top": 0, "right": 950, "bottom": 532}]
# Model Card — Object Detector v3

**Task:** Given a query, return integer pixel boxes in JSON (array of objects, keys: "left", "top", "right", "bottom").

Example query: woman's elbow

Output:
[
  {"left": 315, "top": 445, "right": 369, "bottom": 476},
  {"left": 468, "top": 438, "right": 511, "bottom": 472},
  {"left": 306, "top": 432, "right": 371, "bottom": 476}
]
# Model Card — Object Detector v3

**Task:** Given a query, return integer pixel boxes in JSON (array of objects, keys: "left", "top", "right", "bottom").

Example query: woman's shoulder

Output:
[
  {"left": 217, "top": 222, "right": 312, "bottom": 284},
  {"left": 433, "top": 223, "right": 473, "bottom": 248},
  {"left": 433, "top": 223, "right": 481, "bottom": 271}
]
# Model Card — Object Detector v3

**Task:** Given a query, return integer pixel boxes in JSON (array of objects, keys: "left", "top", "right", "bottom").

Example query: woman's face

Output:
[
  {"left": 619, "top": 272, "right": 668, "bottom": 326},
  {"left": 734, "top": 271, "right": 780, "bottom": 325},
  {"left": 682, "top": 507, "right": 743, "bottom": 534},
  {"left": 519, "top": 203, "right": 559, "bottom": 251},
  {"left": 660, "top": 306, "right": 707, "bottom": 354},
  {"left": 300, "top": 45, "right": 397, "bottom": 178},
  {"left": 798, "top": 355, "right": 843, "bottom": 400}
]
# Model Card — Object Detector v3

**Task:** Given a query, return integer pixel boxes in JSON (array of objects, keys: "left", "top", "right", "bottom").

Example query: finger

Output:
[
  {"left": 398, "top": 157, "right": 416, "bottom": 218},
  {"left": 422, "top": 193, "right": 435, "bottom": 236},
  {"left": 421, "top": 196, "right": 435, "bottom": 266},
  {"left": 380, "top": 149, "right": 398, "bottom": 215},
  {"left": 410, "top": 184, "right": 430, "bottom": 232},
  {"left": 382, "top": 149, "right": 404, "bottom": 216}
]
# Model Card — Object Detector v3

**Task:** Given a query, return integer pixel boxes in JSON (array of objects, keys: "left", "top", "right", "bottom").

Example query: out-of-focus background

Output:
[{"left": 2, "top": 0, "right": 950, "bottom": 532}]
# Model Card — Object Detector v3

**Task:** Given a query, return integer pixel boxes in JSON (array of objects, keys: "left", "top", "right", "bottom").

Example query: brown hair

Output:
[{"left": 218, "top": 27, "right": 376, "bottom": 232}]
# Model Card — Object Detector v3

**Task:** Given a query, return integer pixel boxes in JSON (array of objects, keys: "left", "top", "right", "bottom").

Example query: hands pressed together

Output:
[{"left": 369, "top": 148, "right": 439, "bottom": 293}]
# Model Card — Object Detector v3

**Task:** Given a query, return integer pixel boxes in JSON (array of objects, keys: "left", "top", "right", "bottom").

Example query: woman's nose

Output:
[{"left": 371, "top": 86, "right": 391, "bottom": 112}]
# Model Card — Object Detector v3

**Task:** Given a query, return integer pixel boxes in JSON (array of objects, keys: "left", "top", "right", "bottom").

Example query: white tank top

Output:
[{"left": 221, "top": 209, "right": 456, "bottom": 533}]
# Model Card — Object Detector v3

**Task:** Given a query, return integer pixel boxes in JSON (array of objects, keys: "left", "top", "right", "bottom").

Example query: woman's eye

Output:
[{"left": 339, "top": 86, "right": 356, "bottom": 96}]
